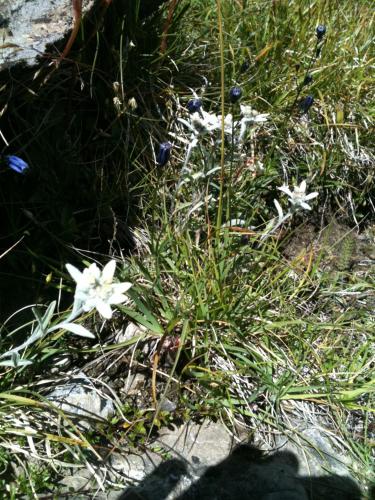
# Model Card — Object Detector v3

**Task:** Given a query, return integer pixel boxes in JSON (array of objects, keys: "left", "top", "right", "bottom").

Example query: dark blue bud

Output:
[
  {"left": 316, "top": 25, "right": 326, "bottom": 40},
  {"left": 5, "top": 155, "right": 29, "bottom": 174},
  {"left": 229, "top": 86, "right": 242, "bottom": 104},
  {"left": 299, "top": 95, "right": 314, "bottom": 113},
  {"left": 240, "top": 59, "right": 250, "bottom": 74},
  {"left": 187, "top": 98, "right": 202, "bottom": 114},
  {"left": 303, "top": 74, "right": 313, "bottom": 86},
  {"left": 156, "top": 142, "right": 172, "bottom": 166}
]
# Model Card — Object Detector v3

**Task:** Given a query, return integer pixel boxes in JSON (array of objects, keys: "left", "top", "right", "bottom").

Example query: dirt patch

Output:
[{"left": 282, "top": 219, "right": 375, "bottom": 274}]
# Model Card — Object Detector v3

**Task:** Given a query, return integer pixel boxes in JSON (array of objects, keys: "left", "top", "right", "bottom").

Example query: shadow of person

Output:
[
  {"left": 118, "top": 444, "right": 362, "bottom": 500},
  {"left": 118, "top": 458, "right": 188, "bottom": 500}
]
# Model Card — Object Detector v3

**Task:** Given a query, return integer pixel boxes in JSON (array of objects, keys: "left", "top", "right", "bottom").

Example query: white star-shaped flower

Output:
[
  {"left": 238, "top": 105, "right": 269, "bottom": 142},
  {"left": 66, "top": 260, "right": 132, "bottom": 319},
  {"left": 190, "top": 110, "right": 233, "bottom": 135},
  {"left": 278, "top": 180, "right": 319, "bottom": 211}
]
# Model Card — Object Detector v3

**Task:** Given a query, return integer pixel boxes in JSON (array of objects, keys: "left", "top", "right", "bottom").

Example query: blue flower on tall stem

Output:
[
  {"left": 156, "top": 142, "right": 172, "bottom": 166},
  {"left": 316, "top": 25, "right": 326, "bottom": 40},
  {"left": 5, "top": 155, "right": 29, "bottom": 174}
]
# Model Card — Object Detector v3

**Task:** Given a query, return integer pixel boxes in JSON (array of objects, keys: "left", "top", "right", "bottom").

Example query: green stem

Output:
[
  {"left": 227, "top": 104, "right": 234, "bottom": 221},
  {"left": 216, "top": 0, "right": 226, "bottom": 234}
]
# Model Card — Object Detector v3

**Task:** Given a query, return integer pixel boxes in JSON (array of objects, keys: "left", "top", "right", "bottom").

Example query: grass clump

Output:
[{"left": 0, "top": 0, "right": 374, "bottom": 496}]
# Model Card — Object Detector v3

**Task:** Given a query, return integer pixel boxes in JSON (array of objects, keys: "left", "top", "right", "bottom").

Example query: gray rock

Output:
[
  {"left": 47, "top": 374, "right": 114, "bottom": 427},
  {"left": 117, "top": 458, "right": 189, "bottom": 500},
  {"left": 0, "top": 0, "right": 94, "bottom": 70},
  {"left": 59, "top": 468, "right": 93, "bottom": 492},
  {"left": 275, "top": 426, "right": 356, "bottom": 477},
  {"left": 107, "top": 452, "right": 149, "bottom": 482},
  {"left": 113, "top": 420, "right": 362, "bottom": 500},
  {"left": 54, "top": 417, "right": 363, "bottom": 499},
  {"left": 159, "top": 398, "right": 177, "bottom": 413},
  {"left": 93, "top": 493, "right": 121, "bottom": 500},
  {"left": 156, "top": 420, "right": 235, "bottom": 469}
]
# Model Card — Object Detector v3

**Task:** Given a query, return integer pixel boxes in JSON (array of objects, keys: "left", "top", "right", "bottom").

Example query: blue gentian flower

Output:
[
  {"left": 316, "top": 25, "right": 326, "bottom": 40},
  {"left": 187, "top": 98, "right": 202, "bottom": 114},
  {"left": 229, "top": 86, "right": 242, "bottom": 104},
  {"left": 156, "top": 142, "right": 172, "bottom": 166},
  {"left": 5, "top": 155, "right": 29, "bottom": 174},
  {"left": 300, "top": 95, "right": 314, "bottom": 113}
]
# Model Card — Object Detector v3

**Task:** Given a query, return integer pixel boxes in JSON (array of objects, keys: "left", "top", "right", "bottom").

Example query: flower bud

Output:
[
  {"left": 240, "top": 60, "right": 250, "bottom": 74},
  {"left": 299, "top": 95, "right": 314, "bottom": 113},
  {"left": 187, "top": 98, "right": 202, "bottom": 114},
  {"left": 229, "top": 86, "right": 242, "bottom": 104},
  {"left": 303, "top": 74, "right": 313, "bottom": 86},
  {"left": 316, "top": 25, "right": 326, "bottom": 40},
  {"left": 128, "top": 97, "right": 138, "bottom": 110},
  {"left": 156, "top": 142, "right": 172, "bottom": 166},
  {"left": 5, "top": 155, "right": 29, "bottom": 174}
]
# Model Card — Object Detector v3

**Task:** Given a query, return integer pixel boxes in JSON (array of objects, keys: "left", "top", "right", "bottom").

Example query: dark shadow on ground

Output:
[{"left": 118, "top": 444, "right": 363, "bottom": 500}]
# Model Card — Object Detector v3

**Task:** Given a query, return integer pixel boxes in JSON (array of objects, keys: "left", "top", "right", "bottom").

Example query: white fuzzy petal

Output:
[
  {"left": 102, "top": 260, "right": 116, "bottom": 283},
  {"left": 304, "top": 192, "right": 319, "bottom": 201},
  {"left": 95, "top": 300, "right": 113, "bottom": 319},
  {"left": 112, "top": 282, "right": 132, "bottom": 294},
  {"left": 300, "top": 202, "right": 312, "bottom": 210},
  {"left": 84, "top": 263, "right": 100, "bottom": 281},
  {"left": 108, "top": 293, "right": 128, "bottom": 305},
  {"left": 278, "top": 185, "right": 293, "bottom": 198},
  {"left": 66, "top": 264, "right": 83, "bottom": 284}
]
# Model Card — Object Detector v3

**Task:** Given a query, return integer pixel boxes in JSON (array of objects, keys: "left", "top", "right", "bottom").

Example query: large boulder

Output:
[
  {"left": 0, "top": 0, "right": 95, "bottom": 70},
  {"left": 0, "top": 0, "right": 167, "bottom": 70}
]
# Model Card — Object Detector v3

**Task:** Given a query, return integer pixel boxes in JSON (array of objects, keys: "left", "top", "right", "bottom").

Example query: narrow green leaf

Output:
[{"left": 119, "top": 305, "right": 163, "bottom": 334}]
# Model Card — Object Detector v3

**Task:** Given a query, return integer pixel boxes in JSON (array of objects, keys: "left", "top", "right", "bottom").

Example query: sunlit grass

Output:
[{"left": 0, "top": 0, "right": 373, "bottom": 496}]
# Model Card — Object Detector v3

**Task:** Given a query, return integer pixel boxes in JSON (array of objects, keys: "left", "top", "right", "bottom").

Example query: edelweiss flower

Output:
[
  {"left": 66, "top": 260, "right": 132, "bottom": 319},
  {"left": 278, "top": 180, "right": 318, "bottom": 211},
  {"left": 190, "top": 109, "right": 233, "bottom": 135},
  {"left": 238, "top": 105, "right": 269, "bottom": 142}
]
